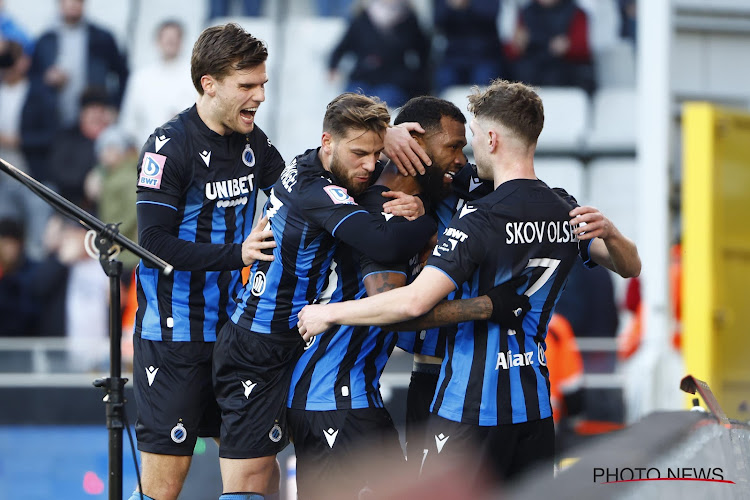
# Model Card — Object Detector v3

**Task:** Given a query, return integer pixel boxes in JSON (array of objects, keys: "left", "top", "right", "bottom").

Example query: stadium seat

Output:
[
  {"left": 535, "top": 86, "right": 590, "bottom": 156},
  {"left": 275, "top": 17, "right": 347, "bottom": 160},
  {"left": 594, "top": 39, "right": 636, "bottom": 89},
  {"left": 534, "top": 157, "right": 587, "bottom": 203},
  {"left": 586, "top": 158, "right": 639, "bottom": 244},
  {"left": 586, "top": 88, "right": 637, "bottom": 155}
]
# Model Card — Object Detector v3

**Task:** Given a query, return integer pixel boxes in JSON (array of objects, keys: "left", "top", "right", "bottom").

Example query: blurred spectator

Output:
[
  {"left": 20, "top": 0, "right": 128, "bottom": 186},
  {"left": 316, "top": 0, "right": 355, "bottom": 17},
  {"left": 0, "top": 0, "right": 34, "bottom": 55},
  {"left": 118, "top": 20, "right": 194, "bottom": 146},
  {"left": 0, "top": 40, "right": 52, "bottom": 261},
  {"left": 0, "top": 218, "right": 39, "bottom": 336},
  {"left": 84, "top": 125, "right": 139, "bottom": 274},
  {"left": 545, "top": 313, "right": 584, "bottom": 425},
  {"left": 433, "top": 0, "right": 504, "bottom": 94},
  {"left": 506, "top": 0, "right": 595, "bottom": 93},
  {"left": 208, "top": 0, "right": 263, "bottom": 19},
  {"left": 47, "top": 87, "right": 116, "bottom": 211},
  {"left": 328, "top": 0, "right": 430, "bottom": 109},
  {"left": 618, "top": 0, "right": 636, "bottom": 44}
]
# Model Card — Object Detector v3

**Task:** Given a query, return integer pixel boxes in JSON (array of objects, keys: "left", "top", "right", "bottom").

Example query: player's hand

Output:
[
  {"left": 241, "top": 215, "right": 276, "bottom": 266},
  {"left": 384, "top": 123, "right": 431, "bottom": 176},
  {"left": 570, "top": 206, "right": 614, "bottom": 241},
  {"left": 381, "top": 191, "right": 424, "bottom": 220},
  {"left": 297, "top": 304, "right": 333, "bottom": 342},
  {"left": 486, "top": 275, "right": 531, "bottom": 332}
]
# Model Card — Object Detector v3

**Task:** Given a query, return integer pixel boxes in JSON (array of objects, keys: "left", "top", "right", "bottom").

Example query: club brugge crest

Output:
[
  {"left": 171, "top": 422, "right": 187, "bottom": 443},
  {"left": 242, "top": 143, "right": 256, "bottom": 167},
  {"left": 269, "top": 423, "right": 282, "bottom": 443}
]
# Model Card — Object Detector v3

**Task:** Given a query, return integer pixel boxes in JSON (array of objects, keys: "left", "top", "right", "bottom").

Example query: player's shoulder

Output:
[{"left": 143, "top": 109, "right": 191, "bottom": 155}]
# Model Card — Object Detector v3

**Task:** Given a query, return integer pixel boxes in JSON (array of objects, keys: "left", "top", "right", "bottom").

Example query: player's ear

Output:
[
  {"left": 201, "top": 74, "right": 215, "bottom": 96},
  {"left": 321, "top": 132, "right": 333, "bottom": 154}
]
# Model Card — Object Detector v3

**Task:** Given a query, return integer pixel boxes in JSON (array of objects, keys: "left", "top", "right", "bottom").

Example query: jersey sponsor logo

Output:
[
  {"left": 469, "top": 176, "right": 483, "bottom": 192},
  {"left": 154, "top": 135, "right": 170, "bottom": 153},
  {"left": 170, "top": 422, "right": 187, "bottom": 443},
  {"left": 242, "top": 379, "right": 257, "bottom": 398},
  {"left": 496, "top": 350, "right": 534, "bottom": 370},
  {"left": 538, "top": 342, "right": 547, "bottom": 366},
  {"left": 216, "top": 197, "right": 248, "bottom": 208},
  {"left": 242, "top": 143, "right": 256, "bottom": 167},
  {"left": 323, "top": 185, "right": 356, "bottom": 205},
  {"left": 280, "top": 162, "right": 298, "bottom": 192},
  {"left": 205, "top": 174, "right": 254, "bottom": 201},
  {"left": 435, "top": 433, "right": 449, "bottom": 453},
  {"left": 432, "top": 227, "right": 469, "bottom": 257},
  {"left": 458, "top": 205, "right": 478, "bottom": 219},
  {"left": 505, "top": 221, "right": 577, "bottom": 245},
  {"left": 443, "top": 227, "right": 469, "bottom": 242},
  {"left": 269, "top": 423, "right": 283, "bottom": 443},
  {"left": 324, "top": 427, "right": 339, "bottom": 448},
  {"left": 145, "top": 365, "right": 158, "bottom": 386},
  {"left": 138, "top": 152, "right": 166, "bottom": 189},
  {"left": 251, "top": 271, "right": 267, "bottom": 296},
  {"left": 199, "top": 150, "right": 211, "bottom": 167}
]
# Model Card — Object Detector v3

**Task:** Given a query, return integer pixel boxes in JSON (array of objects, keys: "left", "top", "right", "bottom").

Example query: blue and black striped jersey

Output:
[
  {"left": 287, "top": 184, "right": 424, "bottom": 410},
  {"left": 426, "top": 179, "right": 594, "bottom": 426},
  {"left": 397, "top": 163, "right": 493, "bottom": 357},
  {"left": 231, "top": 148, "right": 437, "bottom": 335},
  {"left": 134, "top": 105, "right": 284, "bottom": 342}
]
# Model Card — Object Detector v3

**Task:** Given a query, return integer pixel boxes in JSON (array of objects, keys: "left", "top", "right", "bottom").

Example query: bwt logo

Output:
[{"left": 593, "top": 467, "right": 733, "bottom": 484}]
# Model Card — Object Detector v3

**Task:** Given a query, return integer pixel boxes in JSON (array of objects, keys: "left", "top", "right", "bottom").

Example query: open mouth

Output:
[
  {"left": 240, "top": 107, "right": 257, "bottom": 122},
  {"left": 443, "top": 170, "right": 457, "bottom": 183}
]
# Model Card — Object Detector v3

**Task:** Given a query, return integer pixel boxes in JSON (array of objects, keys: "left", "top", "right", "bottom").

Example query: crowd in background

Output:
[{"left": 0, "top": 0, "right": 639, "bottom": 437}]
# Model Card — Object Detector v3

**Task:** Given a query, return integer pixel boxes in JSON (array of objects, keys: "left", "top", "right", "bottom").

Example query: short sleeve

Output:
[{"left": 425, "top": 205, "right": 490, "bottom": 289}]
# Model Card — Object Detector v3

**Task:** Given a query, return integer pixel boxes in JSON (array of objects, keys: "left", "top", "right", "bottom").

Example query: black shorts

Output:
[
  {"left": 132, "top": 336, "right": 220, "bottom": 456},
  {"left": 287, "top": 407, "right": 405, "bottom": 499},
  {"left": 213, "top": 321, "right": 304, "bottom": 459},
  {"left": 422, "top": 414, "right": 555, "bottom": 483},
  {"left": 404, "top": 364, "right": 440, "bottom": 468}
]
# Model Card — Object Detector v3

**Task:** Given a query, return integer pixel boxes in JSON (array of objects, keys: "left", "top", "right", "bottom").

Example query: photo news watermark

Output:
[{"left": 593, "top": 467, "right": 735, "bottom": 484}]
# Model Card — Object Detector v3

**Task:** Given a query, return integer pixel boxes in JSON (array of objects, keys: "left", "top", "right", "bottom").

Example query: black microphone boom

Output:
[{"left": 0, "top": 156, "right": 171, "bottom": 500}]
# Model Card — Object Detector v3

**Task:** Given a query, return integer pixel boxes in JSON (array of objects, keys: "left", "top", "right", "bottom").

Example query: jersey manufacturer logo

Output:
[
  {"left": 496, "top": 350, "right": 534, "bottom": 370},
  {"left": 154, "top": 135, "right": 170, "bottom": 153},
  {"left": 324, "top": 427, "right": 339, "bottom": 448},
  {"left": 138, "top": 152, "right": 166, "bottom": 189},
  {"left": 538, "top": 342, "right": 547, "bottom": 366},
  {"left": 435, "top": 433, "right": 449, "bottom": 453},
  {"left": 145, "top": 365, "right": 159, "bottom": 387},
  {"left": 469, "top": 176, "right": 483, "bottom": 192},
  {"left": 381, "top": 212, "right": 394, "bottom": 221},
  {"left": 199, "top": 150, "right": 211, "bottom": 168},
  {"left": 242, "top": 379, "right": 257, "bottom": 398},
  {"left": 303, "top": 336, "right": 316, "bottom": 351},
  {"left": 269, "top": 423, "right": 283, "bottom": 443},
  {"left": 242, "top": 143, "right": 256, "bottom": 167},
  {"left": 323, "top": 185, "right": 356, "bottom": 205},
  {"left": 251, "top": 271, "right": 267, "bottom": 296},
  {"left": 170, "top": 422, "right": 187, "bottom": 443},
  {"left": 459, "top": 205, "right": 478, "bottom": 219}
]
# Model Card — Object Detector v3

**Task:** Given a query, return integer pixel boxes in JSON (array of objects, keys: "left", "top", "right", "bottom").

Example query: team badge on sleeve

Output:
[
  {"left": 323, "top": 185, "right": 356, "bottom": 205},
  {"left": 138, "top": 152, "right": 167, "bottom": 189}
]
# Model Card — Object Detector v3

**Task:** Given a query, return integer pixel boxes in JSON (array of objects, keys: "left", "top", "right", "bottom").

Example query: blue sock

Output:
[
  {"left": 219, "top": 494, "right": 265, "bottom": 500},
  {"left": 127, "top": 492, "right": 156, "bottom": 500}
]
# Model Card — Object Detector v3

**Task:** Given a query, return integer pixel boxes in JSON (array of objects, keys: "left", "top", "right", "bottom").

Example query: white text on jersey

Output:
[
  {"left": 505, "top": 221, "right": 578, "bottom": 245},
  {"left": 205, "top": 174, "right": 254, "bottom": 200}
]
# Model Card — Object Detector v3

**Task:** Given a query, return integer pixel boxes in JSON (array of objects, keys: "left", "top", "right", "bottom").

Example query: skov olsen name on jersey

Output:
[
  {"left": 205, "top": 174, "right": 254, "bottom": 200},
  {"left": 505, "top": 221, "right": 578, "bottom": 245}
]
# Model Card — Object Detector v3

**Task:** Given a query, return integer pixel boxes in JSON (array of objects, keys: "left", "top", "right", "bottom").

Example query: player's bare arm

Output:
[{"left": 570, "top": 205, "right": 641, "bottom": 278}]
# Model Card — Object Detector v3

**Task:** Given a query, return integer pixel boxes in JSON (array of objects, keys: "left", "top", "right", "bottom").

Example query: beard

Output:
[
  {"left": 329, "top": 149, "right": 369, "bottom": 196},
  {"left": 416, "top": 164, "right": 452, "bottom": 204}
]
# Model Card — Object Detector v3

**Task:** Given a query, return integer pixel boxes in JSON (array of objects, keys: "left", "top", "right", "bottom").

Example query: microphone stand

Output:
[{"left": 0, "top": 158, "right": 172, "bottom": 500}]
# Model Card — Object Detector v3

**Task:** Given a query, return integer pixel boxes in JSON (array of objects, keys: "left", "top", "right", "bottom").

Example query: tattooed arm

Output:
[{"left": 384, "top": 296, "right": 492, "bottom": 331}]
